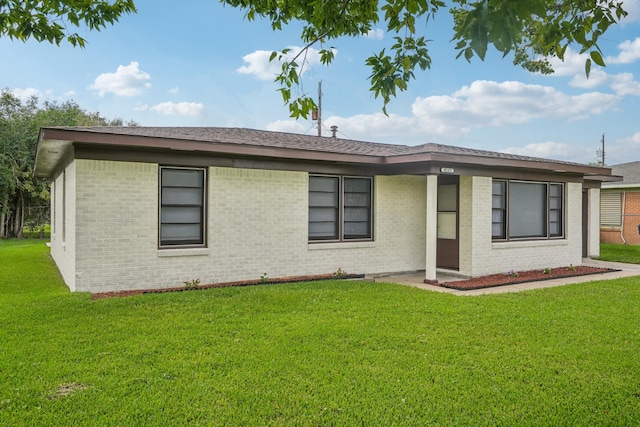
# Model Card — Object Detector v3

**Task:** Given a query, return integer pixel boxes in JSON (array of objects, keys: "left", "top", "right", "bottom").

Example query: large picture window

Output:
[
  {"left": 309, "top": 175, "right": 372, "bottom": 241},
  {"left": 159, "top": 167, "right": 206, "bottom": 247},
  {"left": 492, "top": 180, "right": 564, "bottom": 240}
]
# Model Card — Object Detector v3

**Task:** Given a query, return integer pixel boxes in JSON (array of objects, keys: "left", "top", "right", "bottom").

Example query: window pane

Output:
[
  {"left": 309, "top": 192, "right": 338, "bottom": 207},
  {"left": 549, "top": 222, "right": 559, "bottom": 235},
  {"left": 161, "top": 206, "right": 202, "bottom": 223},
  {"left": 344, "top": 207, "right": 369, "bottom": 222},
  {"left": 160, "top": 167, "right": 205, "bottom": 247},
  {"left": 509, "top": 182, "right": 546, "bottom": 238},
  {"left": 344, "top": 192, "right": 370, "bottom": 207},
  {"left": 344, "top": 178, "right": 370, "bottom": 192},
  {"left": 344, "top": 177, "right": 372, "bottom": 240},
  {"left": 492, "top": 180, "right": 506, "bottom": 239},
  {"left": 309, "top": 221, "right": 338, "bottom": 240},
  {"left": 309, "top": 207, "right": 337, "bottom": 222},
  {"left": 162, "top": 188, "right": 203, "bottom": 205},
  {"left": 161, "top": 224, "right": 202, "bottom": 241},
  {"left": 162, "top": 169, "right": 203, "bottom": 187},
  {"left": 309, "top": 176, "right": 339, "bottom": 192},
  {"left": 492, "top": 181, "right": 505, "bottom": 195},
  {"left": 309, "top": 176, "right": 339, "bottom": 240},
  {"left": 344, "top": 222, "right": 369, "bottom": 238},
  {"left": 438, "top": 184, "right": 457, "bottom": 211}
]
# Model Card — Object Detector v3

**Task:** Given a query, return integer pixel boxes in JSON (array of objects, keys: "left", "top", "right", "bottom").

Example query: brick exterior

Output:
[
  {"left": 601, "top": 190, "right": 640, "bottom": 245},
  {"left": 461, "top": 179, "right": 584, "bottom": 277},
  {"left": 49, "top": 159, "right": 592, "bottom": 292},
  {"left": 59, "top": 160, "right": 429, "bottom": 293},
  {"left": 50, "top": 161, "right": 77, "bottom": 291}
]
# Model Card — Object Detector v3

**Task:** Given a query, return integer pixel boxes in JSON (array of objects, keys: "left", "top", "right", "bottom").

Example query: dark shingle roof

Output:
[
  {"left": 35, "top": 126, "right": 617, "bottom": 180},
  {"left": 47, "top": 126, "right": 591, "bottom": 167},
  {"left": 607, "top": 161, "right": 640, "bottom": 185}
]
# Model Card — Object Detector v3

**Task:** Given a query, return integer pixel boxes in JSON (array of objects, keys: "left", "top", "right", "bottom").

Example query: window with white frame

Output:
[
  {"left": 159, "top": 167, "right": 206, "bottom": 247},
  {"left": 492, "top": 179, "right": 564, "bottom": 240},
  {"left": 308, "top": 175, "right": 373, "bottom": 241}
]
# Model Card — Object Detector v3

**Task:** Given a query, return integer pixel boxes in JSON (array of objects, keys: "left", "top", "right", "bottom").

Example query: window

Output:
[
  {"left": 492, "top": 180, "right": 564, "bottom": 240},
  {"left": 601, "top": 192, "right": 622, "bottom": 226},
  {"left": 159, "top": 167, "right": 206, "bottom": 247},
  {"left": 309, "top": 175, "right": 372, "bottom": 241}
]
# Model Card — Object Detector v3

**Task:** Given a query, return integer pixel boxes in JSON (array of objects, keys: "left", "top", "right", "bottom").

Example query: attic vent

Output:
[{"left": 330, "top": 125, "right": 338, "bottom": 138}]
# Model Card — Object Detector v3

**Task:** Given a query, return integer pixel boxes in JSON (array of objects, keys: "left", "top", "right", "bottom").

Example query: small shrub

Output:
[
  {"left": 507, "top": 269, "right": 518, "bottom": 278},
  {"left": 543, "top": 267, "right": 551, "bottom": 275},
  {"left": 260, "top": 273, "right": 269, "bottom": 284},
  {"left": 568, "top": 264, "right": 576, "bottom": 271},
  {"left": 183, "top": 278, "right": 200, "bottom": 290},
  {"left": 334, "top": 266, "right": 347, "bottom": 278}
]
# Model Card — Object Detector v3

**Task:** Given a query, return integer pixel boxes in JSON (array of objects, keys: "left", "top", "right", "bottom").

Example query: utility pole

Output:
[
  {"left": 596, "top": 133, "right": 605, "bottom": 166},
  {"left": 317, "top": 80, "right": 322, "bottom": 137}
]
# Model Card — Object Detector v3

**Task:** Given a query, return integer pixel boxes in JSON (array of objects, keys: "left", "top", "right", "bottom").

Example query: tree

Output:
[
  {"left": 221, "top": 0, "right": 628, "bottom": 117},
  {"left": 0, "top": 89, "right": 137, "bottom": 238},
  {"left": 0, "top": 0, "right": 136, "bottom": 47}
]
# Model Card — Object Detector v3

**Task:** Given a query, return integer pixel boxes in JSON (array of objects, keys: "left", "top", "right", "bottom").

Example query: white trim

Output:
[
  {"left": 157, "top": 248, "right": 211, "bottom": 257},
  {"left": 308, "top": 241, "right": 376, "bottom": 250},
  {"left": 492, "top": 239, "right": 568, "bottom": 250}
]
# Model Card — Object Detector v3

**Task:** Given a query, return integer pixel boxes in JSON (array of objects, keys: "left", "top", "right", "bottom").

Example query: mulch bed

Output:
[
  {"left": 92, "top": 273, "right": 365, "bottom": 299},
  {"left": 440, "top": 266, "right": 618, "bottom": 291}
]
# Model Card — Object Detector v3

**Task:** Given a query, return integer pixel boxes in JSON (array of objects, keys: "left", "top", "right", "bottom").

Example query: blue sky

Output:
[{"left": 2, "top": 0, "right": 640, "bottom": 165}]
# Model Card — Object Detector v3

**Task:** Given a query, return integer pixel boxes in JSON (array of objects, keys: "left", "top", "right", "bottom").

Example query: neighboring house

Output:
[
  {"left": 34, "top": 127, "right": 616, "bottom": 293},
  {"left": 600, "top": 161, "right": 640, "bottom": 245}
]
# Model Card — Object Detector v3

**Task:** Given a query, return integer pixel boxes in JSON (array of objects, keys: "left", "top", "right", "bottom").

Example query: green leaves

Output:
[
  {"left": 224, "top": 0, "right": 627, "bottom": 118},
  {"left": 0, "top": 0, "right": 137, "bottom": 47}
]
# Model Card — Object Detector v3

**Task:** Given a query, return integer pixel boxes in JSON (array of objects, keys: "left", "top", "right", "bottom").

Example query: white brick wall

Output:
[
  {"left": 51, "top": 159, "right": 590, "bottom": 292},
  {"left": 50, "top": 161, "right": 76, "bottom": 290},
  {"left": 465, "top": 179, "right": 583, "bottom": 277},
  {"left": 69, "top": 161, "right": 428, "bottom": 293},
  {"left": 588, "top": 188, "right": 600, "bottom": 257}
]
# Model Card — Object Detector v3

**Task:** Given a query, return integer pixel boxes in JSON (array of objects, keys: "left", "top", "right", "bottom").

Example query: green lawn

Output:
[
  {"left": 2, "top": 240, "right": 640, "bottom": 426},
  {"left": 599, "top": 243, "right": 640, "bottom": 264}
]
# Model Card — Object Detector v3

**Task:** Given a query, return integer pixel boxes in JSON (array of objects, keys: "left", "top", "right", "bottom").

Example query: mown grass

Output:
[
  {"left": 599, "top": 243, "right": 640, "bottom": 264},
  {"left": 2, "top": 240, "right": 640, "bottom": 426}
]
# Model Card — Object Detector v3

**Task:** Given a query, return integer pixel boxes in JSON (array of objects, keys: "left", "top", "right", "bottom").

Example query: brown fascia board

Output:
[
  {"left": 384, "top": 151, "right": 611, "bottom": 177},
  {"left": 37, "top": 128, "right": 613, "bottom": 180},
  {"left": 39, "top": 127, "right": 387, "bottom": 166}
]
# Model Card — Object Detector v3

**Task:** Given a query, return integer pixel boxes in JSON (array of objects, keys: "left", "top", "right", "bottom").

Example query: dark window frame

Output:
[
  {"left": 308, "top": 174, "right": 373, "bottom": 242},
  {"left": 158, "top": 166, "right": 207, "bottom": 249},
  {"left": 492, "top": 179, "right": 565, "bottom": 241}
]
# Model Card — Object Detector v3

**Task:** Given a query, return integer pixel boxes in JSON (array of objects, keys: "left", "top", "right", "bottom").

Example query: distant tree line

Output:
[{"left": 0, "top": 89, "right": 137, "bottom": 238}]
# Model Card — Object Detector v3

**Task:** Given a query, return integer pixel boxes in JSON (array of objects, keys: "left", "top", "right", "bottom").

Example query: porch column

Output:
[{"left": 425, "top": 174, "right": 438, "bottom": 284}]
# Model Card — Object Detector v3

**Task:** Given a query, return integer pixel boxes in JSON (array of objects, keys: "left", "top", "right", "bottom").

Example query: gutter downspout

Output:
[{"left": 621, "top": 191, "right": 626, "bottom": 244}]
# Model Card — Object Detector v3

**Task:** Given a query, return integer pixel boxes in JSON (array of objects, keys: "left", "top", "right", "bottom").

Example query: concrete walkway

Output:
[{"left": 373, "top": 258, "right": 640, "bottom": 296}]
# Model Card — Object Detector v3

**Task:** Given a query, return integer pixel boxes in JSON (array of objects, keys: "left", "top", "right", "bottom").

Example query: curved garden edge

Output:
[{"left": 439, "top": 266, "right": 620, "bottom": 291}]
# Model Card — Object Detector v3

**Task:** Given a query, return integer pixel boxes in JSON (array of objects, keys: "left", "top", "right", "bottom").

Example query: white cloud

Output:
[
  {"left": 150, "top": 101, "right": 205, "bottom": 116},
  {"left": 266, "top": 120, "right": 307, "bottom": 134},
  {"left": 501, "top": 141, "right": 578, "bottom": 159},
  {"left": 237, "top": 46, "right": 335, "bottom": 80},
  {"left": 169, "top": 86, "right": 179, "bottom": 94},
  {"left": 134, "top": 104, "right": 149, "bottom": 111},
  {"left": 90, "top": 61, "right": 151, "bottom": 96},
  {"left": 620, "top": 0, "right": 640, "bottom": 23},
  {"left": 619, "top": 132, "right": 640, "bottom": 144},
  {"left": 267, "top": 80, "right": 622, "bottom": 144},
  {"left": 606, "top": 37, "right": 640, "bottom": 64},
  {"left": 366, "top": 28, "right": 384, "bottom": 40},
  {"left": 12, "top": 87, "right": 41, "bottom": 100},
  {"left": 609, "top": 73, "right": 640, "bottom": 96}
]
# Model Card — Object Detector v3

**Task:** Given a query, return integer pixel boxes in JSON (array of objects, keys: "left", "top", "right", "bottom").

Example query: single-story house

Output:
[
  {"left": 34, "top": 127, "right": 618, "bottom": 293},
  {"left": 600, "top": 161, "right": 640, "bottom": 245}
]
